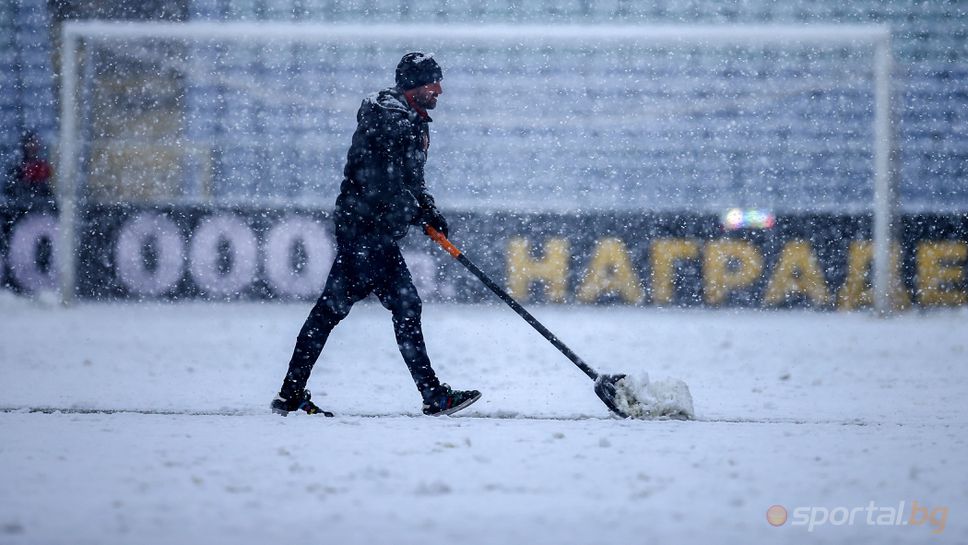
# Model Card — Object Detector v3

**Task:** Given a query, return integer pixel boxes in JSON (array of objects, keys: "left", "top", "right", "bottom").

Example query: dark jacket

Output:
[{"left": 335, "top": 87, "right": 438, "bottom": 244}]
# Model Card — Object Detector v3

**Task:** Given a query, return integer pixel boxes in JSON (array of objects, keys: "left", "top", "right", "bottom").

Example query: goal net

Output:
[{"left": 56, "top": 22, "right": 896, "bottom": 307}]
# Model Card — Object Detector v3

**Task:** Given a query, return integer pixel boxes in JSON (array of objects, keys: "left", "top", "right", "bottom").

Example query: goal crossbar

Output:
[{"left": 62, "top": 21, "right": 891, "bottom": 45}]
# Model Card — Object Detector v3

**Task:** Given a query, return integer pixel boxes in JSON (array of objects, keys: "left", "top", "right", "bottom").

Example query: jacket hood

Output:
[
  {"left": 367, "top": 88, "right": 408, "bottom": 113},
  {"left": 363, "top": 88, "right": 431, "bottom": 123}
]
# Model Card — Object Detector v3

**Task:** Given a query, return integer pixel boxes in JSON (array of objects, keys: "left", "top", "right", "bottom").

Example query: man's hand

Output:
[{"left": 421, "top": 206, "right": 449, "bottom": 238}]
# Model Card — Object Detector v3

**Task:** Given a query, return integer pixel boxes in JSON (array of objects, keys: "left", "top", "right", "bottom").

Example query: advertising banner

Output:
[{"left": 2, "top": 205, "right": 966, "bottom": 308}]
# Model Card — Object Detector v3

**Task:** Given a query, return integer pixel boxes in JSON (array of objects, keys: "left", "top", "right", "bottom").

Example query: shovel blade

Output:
[{"left": 594, "top": 374, "right": 631, "bottom": 418}]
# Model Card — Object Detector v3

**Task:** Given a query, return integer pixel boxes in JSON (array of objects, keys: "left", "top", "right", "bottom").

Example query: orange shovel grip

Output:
[{"left": 424, "top": 225, "right": 461, "bottom": 258}]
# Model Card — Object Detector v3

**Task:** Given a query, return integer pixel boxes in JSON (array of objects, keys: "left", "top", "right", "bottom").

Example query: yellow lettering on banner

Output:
[
  {"left": 916, "top": 241, "right": 968, "bottom": 306},
  {"left": 837, "top": 241, "right": 911, "bottom": 310},
  {"left": 703, "top": 240, "right": 763, "bottom": 305},
  {"left": 577, "top": 238, "right": 644, "bottom": 304},
  {"left": 506, "top": 238, "right": 569, "bottom": 303},
  {"left": 763, "top": 240, "right": 830, "bottom": 306},
  {"left": 650, "top": 239, "right": 700, "bottom": 305}
]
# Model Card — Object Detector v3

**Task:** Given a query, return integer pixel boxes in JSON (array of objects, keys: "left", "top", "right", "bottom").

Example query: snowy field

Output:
[{"left": 1, "top": 295, "right": 966, "bottom": 544}]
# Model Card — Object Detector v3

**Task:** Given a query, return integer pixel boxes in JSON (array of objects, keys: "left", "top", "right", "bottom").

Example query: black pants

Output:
[{"left": 280, "top": 239, "right": 440, "bottom": 399}]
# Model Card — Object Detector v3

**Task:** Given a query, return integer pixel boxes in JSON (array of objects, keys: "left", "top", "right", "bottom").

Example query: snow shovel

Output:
[{"left": 424, "top": 225, "right": 634, "bottom": 418}]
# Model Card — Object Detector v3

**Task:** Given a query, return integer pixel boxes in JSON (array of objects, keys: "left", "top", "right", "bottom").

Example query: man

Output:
[
  {"left": 271, "top": 52, "right": 481, "bottom": 417},
  {"left": 4, "top": 131, "right": 55, "bottom": 211}
]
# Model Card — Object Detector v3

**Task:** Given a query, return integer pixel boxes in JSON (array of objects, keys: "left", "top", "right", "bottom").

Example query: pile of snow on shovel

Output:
[{"left": 614, "top": 374, "right": 695, "bottom": 420}]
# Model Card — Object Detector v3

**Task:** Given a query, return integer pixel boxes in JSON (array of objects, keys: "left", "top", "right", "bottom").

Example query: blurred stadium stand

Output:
[
  {"left": 1, "top": 0, "right": 57, "bottom": 181},
  {"left": 3, "top": 1, "right": 966, "bottom": 211}
]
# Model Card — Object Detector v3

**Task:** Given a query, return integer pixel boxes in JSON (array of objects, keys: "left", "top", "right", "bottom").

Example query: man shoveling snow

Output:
[{"left": 271, "top": 53, "right": 481, "bottom": 418}]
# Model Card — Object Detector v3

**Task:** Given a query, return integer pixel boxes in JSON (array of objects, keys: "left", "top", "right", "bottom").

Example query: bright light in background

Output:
[{"left": 722, "top": 208, "right": 776, "bottom": 230}]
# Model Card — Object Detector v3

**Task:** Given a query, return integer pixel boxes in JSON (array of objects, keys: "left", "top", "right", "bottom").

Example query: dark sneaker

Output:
[
  {"left": 422, "top": 384, "right": 482, "bottom": 416},
  {"left": 271, "top": 389, "right": 334, "bottom": 417}
]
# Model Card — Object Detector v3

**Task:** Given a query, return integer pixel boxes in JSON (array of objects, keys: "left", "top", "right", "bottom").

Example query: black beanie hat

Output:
[{"left": 395, "top": 52, "right": 443, "bottom": 90}]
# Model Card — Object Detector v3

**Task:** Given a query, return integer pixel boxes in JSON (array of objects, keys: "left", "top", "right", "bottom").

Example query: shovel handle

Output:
[
  {"left": 425, "top": 225, "right": 461, "bottom": 258},
  {"left": 424, "top": 224, "right": 600, "bottom": 381}
]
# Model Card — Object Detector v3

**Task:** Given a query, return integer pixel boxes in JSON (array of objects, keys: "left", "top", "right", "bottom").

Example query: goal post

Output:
[
  {"left": 57, "top": 21, "right": 897, "bottom": 310},
  {"left": 871, "top": 34, "right": 897, "bottom": 315}
]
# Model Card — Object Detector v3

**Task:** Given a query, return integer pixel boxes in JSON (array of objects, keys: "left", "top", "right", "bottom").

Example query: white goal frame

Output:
[{"left": 57, "top": 21, "right": 896, "bottom": 312}]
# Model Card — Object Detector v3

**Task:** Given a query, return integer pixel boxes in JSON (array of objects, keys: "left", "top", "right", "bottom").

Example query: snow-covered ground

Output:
[{"left": 1, "top": 295, "right": 966, "bottom": 544}]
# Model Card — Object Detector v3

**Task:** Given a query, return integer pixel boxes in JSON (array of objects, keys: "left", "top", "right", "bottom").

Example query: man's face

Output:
[{"left": 410, "top": 81, "right": 442, "bottom": 110}]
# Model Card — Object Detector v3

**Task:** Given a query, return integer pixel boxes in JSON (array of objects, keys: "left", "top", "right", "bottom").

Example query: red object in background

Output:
[{"left": 22, "top": 160, "right": 52, "bottom": 184}]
